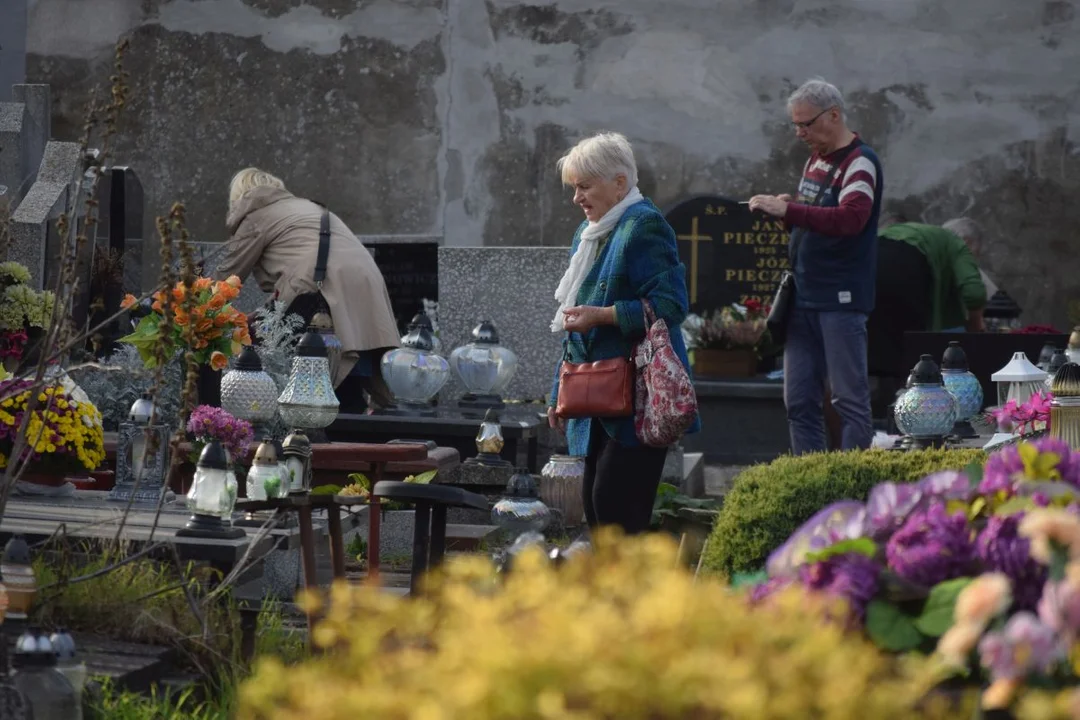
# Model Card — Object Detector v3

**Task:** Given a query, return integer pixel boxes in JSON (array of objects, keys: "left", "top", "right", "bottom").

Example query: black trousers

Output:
[{"left": 582, "top": 420, "right": 668, "bottom": 535}]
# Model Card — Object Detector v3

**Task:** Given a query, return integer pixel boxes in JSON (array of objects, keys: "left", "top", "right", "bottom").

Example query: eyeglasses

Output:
[{"left": 791, "top": 106, "right": 835, "bottom": 130}]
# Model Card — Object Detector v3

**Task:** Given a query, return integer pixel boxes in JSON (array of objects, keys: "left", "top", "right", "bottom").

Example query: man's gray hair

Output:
[
  {"left": 942, "top": 217, "right": 982, "bottom": 247},
  {"left": 787, "top": 78, "right": 846, "bottom": 120}
]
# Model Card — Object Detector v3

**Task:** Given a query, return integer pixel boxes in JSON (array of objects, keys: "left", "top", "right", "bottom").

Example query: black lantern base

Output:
[
  {"left": 176, "top": 513, "right": 246, "bottom": 539},
  {"left": 458, "top": 393, "right": 506, "bottom": 410},
  {"left": 951, "top": 420, "right": 979, "bottom": 439},
  {"left": 898, "top": 435, "right": 949, "bottom": 451},
  {"left": 375, "top": 403, "right": 438, "bottom": 418},
  {"left": 464, "top": 452, "right": 513, "bottom": 468}
]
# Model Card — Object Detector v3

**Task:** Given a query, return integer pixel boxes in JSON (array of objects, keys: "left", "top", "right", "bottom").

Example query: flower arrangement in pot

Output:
[
  {"left": 0, "top": 261, "right": 57, "bottom": 373},
  {"left": 186, "top": 404, "right": 254, "bottom": 466},
  {"left": 746, "top": 437, "right": 1080, "bottom": 716},
  {"left": 0, "top": 378, "right": 105, "bottom": 485},
  {"left": 682, "top": 299, "right": 772, "bottom": 378},
  {"left": 119, "top": 274, "right": 252, "bottom": 371}
]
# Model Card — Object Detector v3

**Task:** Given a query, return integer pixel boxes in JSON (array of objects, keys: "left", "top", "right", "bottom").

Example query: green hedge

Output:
[{"left": 701, "top": 448, "right": 986, "bottom": 577}]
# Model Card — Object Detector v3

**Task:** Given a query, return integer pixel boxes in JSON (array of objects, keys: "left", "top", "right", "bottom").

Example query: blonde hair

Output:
[
  {"left": 228, "top": 167, "right": 286, "bottom": 209},
  {"left": 557, "top": 132, "right": 638, "bottom": 188}
]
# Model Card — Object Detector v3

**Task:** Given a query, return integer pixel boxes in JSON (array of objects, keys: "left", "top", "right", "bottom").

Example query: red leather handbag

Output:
[{"left": 554, "top": 342, "right": 634, "bottom": 419}]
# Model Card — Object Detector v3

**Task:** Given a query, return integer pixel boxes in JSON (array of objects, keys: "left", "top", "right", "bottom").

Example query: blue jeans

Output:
[{"left": 783, "top": 307, "right": 873, "bottom": 455}]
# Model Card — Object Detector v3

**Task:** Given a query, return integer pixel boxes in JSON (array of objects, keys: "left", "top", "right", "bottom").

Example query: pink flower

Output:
[{"left": 977, "top": 611, "right": 1061, "bottom": 681}]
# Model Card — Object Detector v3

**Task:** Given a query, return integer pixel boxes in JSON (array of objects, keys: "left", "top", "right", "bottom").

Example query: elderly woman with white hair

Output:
[
  {"left": 547, "top": 132, "right": 699, "bottom": 535},
  {"left": 216, "top": 167, "right": 401, "bottom": 413}
]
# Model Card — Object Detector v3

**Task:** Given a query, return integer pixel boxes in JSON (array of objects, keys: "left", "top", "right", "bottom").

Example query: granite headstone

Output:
[{"left": 665, "top": 195, "right": 790, "bottom": 314}]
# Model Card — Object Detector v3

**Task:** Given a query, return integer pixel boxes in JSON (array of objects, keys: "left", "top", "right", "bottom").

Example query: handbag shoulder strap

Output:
[
  {"left": 789, "top": 138, "right": 863, "bottom": 262},
  {"left": 314, "top": 208, "right": 331, "bottom": 288}
]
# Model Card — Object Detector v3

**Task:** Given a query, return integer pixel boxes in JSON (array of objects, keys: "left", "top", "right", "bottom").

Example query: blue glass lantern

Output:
[
  {"left": 894, "top": 354, "right": 958, "bottom": 449},
  {"left": 940, "top": 341, "right": 983, "bottom": 439}
]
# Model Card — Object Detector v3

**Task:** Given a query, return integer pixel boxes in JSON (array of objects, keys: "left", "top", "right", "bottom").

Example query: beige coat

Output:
[{"left": 219, "top": 187, "right": 401, "bottom": 386}]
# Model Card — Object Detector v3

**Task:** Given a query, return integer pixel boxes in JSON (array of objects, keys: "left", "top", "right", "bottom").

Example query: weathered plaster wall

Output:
[{"left": 23, "top": 0, "right": 1080, "bottom": 329}]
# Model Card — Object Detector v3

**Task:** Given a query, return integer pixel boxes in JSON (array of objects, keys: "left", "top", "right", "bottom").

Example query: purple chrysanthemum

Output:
[
  {"left": 976, "top": 514, "right": 1047, "bottom": 610},
  {"left": 748, "top": 575, "right": 794, "bottom": 605},
  {"left": 798, "top": 552, "right": 881, "bottom": 622},
  {"left": 980, "top": 438, "right": 1080, "bottom": 497},
  {"left": 885, "top": 503, "right": 975, "bottom": 588}
]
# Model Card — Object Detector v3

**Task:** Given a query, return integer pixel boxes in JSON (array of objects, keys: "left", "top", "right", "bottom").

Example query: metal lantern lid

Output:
[
  {"left": 471, "top": 320, "right": 500, "bottom": 345},
  {"left": 941, "top": 342, "right": 970, "bottom": 372},
  {"left": 402, "top": 326, "right": 436, "bottom": 352},
  {"left": 2, "top": 535, "right": 31, "bottom": 566},
  {"left": 196, "top": 440, "right": 229, "bottom": 471},
  {"left": 407, "top": 313, "right": 435, "bottom": 333},
  {"left": 992, "top": 352, "right": 1047, "bottom": 383},
  {"left": 252, "top": 438, "right": 278, "bottom": 466},
  {"left": 1048, "top": 349, "right": 1070, "bottom": 376},
  {"left": 505, "top": 468, "right": 539, "bottom": 498},
  {"left": 1051, "top": 363, "right": 1080, "bottom": 398},
  {"left": 233, "top": 344, "right": 264, "bottom": 372},
  {"left": 296, "top": 330, "right": 329, "bottom": 358},
  {"left": 910, "top": 354, "right": 944, "bottom": 385},
  {"left": 281, "top": 430, "right": 312, "bottom": 459},
  {"left": 12, "top": 629, "right": 56, "bottom": 669},
  {"left": 128, "top": 392, "right": 156, "bottom": 423},
  {"left": 1038, "top": 343, "right": 1058, "bottom": 370},
  {"left": 48, "top": 629, "right": 77, "bottom": 662},
  {"left": 983, "top": 290, "right": 1022, "bottom": 319}
]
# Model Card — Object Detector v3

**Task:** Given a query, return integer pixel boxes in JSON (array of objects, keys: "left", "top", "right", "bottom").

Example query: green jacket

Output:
[{"left": 879, "top": 223, "right": 987, "bottom": 330}]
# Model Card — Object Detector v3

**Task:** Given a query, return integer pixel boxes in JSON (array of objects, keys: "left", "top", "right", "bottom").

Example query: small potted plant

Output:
[
  {"left": 683, "top": 299, "right": 771, "bottom": 378},
  {"left": 0, "top": 261, "right": 57, "bottom": 374},
  {"left": 0, "top": 378, "right": 106, "bottom": 487}
]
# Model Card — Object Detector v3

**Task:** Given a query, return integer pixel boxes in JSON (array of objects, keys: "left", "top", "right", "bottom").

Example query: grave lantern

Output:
[
  {"left": 380, "top": 324, "right": 450, "bottom": 414},
  {"left": 403, "top": 312, "right": 441, "bottom": 352},
  {"left": 111, "top": 392, "right": 171, "bottom": 503},
  {"left": 983, "top": 290, "right": 1023, "bottom": 333},
  {"left": 940, "top": 341, "right": 983, "bottom": 439},
  {"left": 1068, "top": 327, "right": 1080, "bottom": 365},
  {"left": 221, "top": 346, "right": 279, "bottom": 430},
  {"left": 1046, "top": 348, "right": 1070, "bottom": 392},
  {"left": 449, "top": 320, "right": 519, "bottom": 409},
  {"left": 893, "top": 354, "right": 958, "bottom": 449},
  {"left": 464, "top": 408, "right": 512, "bottom": 468},
  {"left": 177, "top": 440, "right": 243, "bottom": 539},
  {"left": 1050, "top": 363, "right": 1080, "bottom": 450},
  {"left": 48, "top": 629, "right": 87, "bottom": 706},
  {"left": 1, "top": 536, "right": 36, "bottom": 621},
  {"left": 491, "top": 468, "right": 552, "bottom": 537},
  {"left": 991, "top": 351, "right": 1047, "bottom": 406},
  {"left": 10, "top": 628, "right": 79, "bottom": 720},
  {"left": 246, "top": 438, "right": 289, "bottom": 501},
  {"left": 1038, "top": 342, "right": 1058, "bottom": 371},
  {"left": 281, "top": 430, "right": 313, "bottom": 494},
  {"left": 277, "top": 328, "right": 340, "bottom": 430}
]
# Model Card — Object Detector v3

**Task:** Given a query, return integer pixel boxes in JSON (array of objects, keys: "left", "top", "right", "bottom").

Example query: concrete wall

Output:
[
  {"left": 0, "top": 0, "right": 27, "bottom": 101},
  {"left": 22, "top": 0, "right": 1080, "bottom": 330}
]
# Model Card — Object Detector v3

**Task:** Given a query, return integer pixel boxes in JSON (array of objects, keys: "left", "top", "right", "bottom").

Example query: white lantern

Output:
[
  {"left": 221, "top": 345, "right": 279, "bottom": 425},
  {"left": 246, "top": 439, "right": 289, "bottom": 500},
  {"left": 991, "top": 351, "right": 1047, "bottom": 406},
  {"left": 177, "top": 440, "right": 244, "bottom": 539}
]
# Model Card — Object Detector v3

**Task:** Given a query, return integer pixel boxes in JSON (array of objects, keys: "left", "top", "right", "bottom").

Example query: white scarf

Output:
[{"left": 550, "top": 187, "right": 644, "bottom": 332}]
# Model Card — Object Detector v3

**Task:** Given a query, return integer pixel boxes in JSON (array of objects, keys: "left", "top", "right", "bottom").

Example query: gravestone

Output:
[
  {"left": 8, "top": 140, "right": 82, "bottom": 289},
  {"left": 0, "top": 102, "right": 26, "bottom": 201},
  {"left": 367, "top": 241, "right": 439, "bottom": 335},
  {"left": 665, "top": 195, "right": 790, "bottom": 314}
]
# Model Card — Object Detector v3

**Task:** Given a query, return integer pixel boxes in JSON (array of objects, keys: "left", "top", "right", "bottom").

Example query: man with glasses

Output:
[{"left": 748, "top": 78, "right": 884, "bottom": 455}]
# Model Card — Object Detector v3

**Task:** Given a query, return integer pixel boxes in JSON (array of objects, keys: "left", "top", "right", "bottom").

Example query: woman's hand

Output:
[
  {"left": 562, "top": 305, "right": 616, "bottom": 333},
  {"left": 547, "top": 406, "right": 565, "bottom": 431}
]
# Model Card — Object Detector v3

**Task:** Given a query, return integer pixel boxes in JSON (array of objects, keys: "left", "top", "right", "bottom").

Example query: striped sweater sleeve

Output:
[{"left": 783, "top": 150, "right": 877, "bottom": 237}]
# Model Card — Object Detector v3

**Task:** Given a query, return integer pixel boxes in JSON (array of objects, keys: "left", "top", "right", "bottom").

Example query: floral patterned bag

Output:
[{"left": 633, "top": 300, "right": 698, "bottom": 447}]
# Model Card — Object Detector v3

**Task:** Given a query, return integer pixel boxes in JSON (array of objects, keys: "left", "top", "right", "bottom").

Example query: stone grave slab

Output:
[
  {"left": 665, "top": 195, "right": 790, "bottom": 314},
  {"left": 8, "top": 139, "right": 81, "bottom": 288},
  {"left": 438, "top": 246, "right": 568, "bottom": 404}
]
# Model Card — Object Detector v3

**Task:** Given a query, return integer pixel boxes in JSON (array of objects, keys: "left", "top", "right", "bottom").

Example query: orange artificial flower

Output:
[
  {"left": 209, "top": 351, "right": 228, "bottom": 371},
  {"left": 224, "top": 275, "right": 242, "bottom": 289},
  {"left": 173, "top": 308, "right": 189, "bottom": 326},
  {"left": 217, "top": 283, "right": 240, "bottom": 301},
  {"left": 151, "top": 300, "right": 164, "bottom": 313},
  {"left": 196, "top": 318, "right": 213, "bottom": 333},
  {"left": 207, "top": 293, "right": 226, "bottom": 311},
  {"left": 194, "top": 277, "right": 213, "bottom": 292},
  {"left": 171, "top": 285, "right": 186, "bottom": 303},
  {"left": 234, "top": 326, "right": 252, "bottom": 346},
  {"left": 120, "top": 293, "right": 138, "bottom": 310}
]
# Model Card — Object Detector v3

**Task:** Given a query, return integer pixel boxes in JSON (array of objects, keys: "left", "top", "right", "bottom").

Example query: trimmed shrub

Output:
[{"left": 701, "top": 448, "right": 986, "bottom": 576}]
